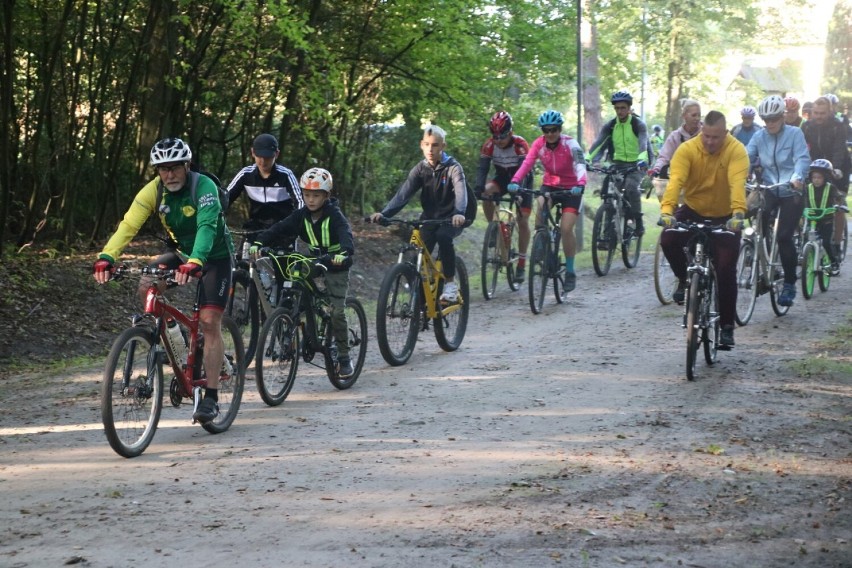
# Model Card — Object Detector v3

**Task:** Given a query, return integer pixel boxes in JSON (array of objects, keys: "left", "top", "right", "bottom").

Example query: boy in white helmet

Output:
[{"left": 250, "top": 168, "right": 356, "bottom": 377}]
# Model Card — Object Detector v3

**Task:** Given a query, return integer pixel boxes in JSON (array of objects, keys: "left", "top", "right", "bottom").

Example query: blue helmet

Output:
[
  {"left": 538, "top": 110, "right": 564, "bottom": 127},
  {"left": 611, "top": 90, "right": 633, "bottom": 105}
]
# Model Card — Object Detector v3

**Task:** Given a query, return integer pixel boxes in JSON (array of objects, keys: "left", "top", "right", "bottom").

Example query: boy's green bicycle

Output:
[{"left": 800, "top": 204, "right": 848, "bottom": 299}]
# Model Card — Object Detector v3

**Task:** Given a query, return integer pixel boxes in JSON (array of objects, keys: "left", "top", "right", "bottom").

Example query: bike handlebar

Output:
[
  {"left": 666, "top": 220, "right": 732, "bottom": 234},
  {"left": 513, "top": 187, "right": 580, "bottom": 199},
  {"left": 363, "top": 216, "right": 457, "bottom": 228},
  {"left": 587, "top": 164, "right": 640, "bottom": 176}
]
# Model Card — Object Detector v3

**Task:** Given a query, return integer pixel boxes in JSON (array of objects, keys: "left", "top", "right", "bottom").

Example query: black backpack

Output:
[
  {"left": 463, "top": 182, "right": 477, "bottom": 226},
  {"left": 156, "top": 170, "right": 229, "bottom": 215}
]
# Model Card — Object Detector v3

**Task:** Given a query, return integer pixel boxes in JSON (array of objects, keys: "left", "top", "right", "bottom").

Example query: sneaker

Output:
[
  {"left": 514, "top": 267, "right": 525, "bottom": 284},
  {"left": 193, "top": 397, "right": 219, "bottom": 424},
  {"left": 337, "top": 357, "right": 354, "bottom": 378},
  {"left": 563, "top": 271, "right": 576, "bottom": 292},
  {"left": 673, "top": 281, "right": 687, "bottom": 304},
  {"left": 440, "top": 282, "right": 459, "bottom": 303},
  {"left": 829, "top": 262, "right": 840, "bottom": 276},
  {"left": 778, "top": 283, "right": 796, "bottom": 307},
  {"left": 720, "top": 325, "right": 735, "bottom": 348}
]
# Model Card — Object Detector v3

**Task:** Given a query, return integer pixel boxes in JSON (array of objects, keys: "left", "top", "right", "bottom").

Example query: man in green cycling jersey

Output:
[
  {"left": 93, "top": 138, "right": 234, "bottom": 425},
  {"left": 588, "top": 90, "right": 650, "bottom": 236}
]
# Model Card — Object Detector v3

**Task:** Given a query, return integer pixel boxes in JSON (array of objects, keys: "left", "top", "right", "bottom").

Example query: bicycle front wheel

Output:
[
  {"left": 551, "top": 229, "right": 566, "bottom": 304},
  {"left": 528, "top": 230, "right": 549, "bottom": 314},
  {"left": 328, "top": 298, "right": 368, "bottom": 390},
  {"left": 621, "top": 215, "right": 642, "bottom": 268},
  {"left": 840, "top": 223, "right": 848, "bottom": 261},
  {"left": 592, "top": 204, "right": 616, "bottom": 276},
  {"left": 256, "top": 308, "right": 299, "bottom": 405},
  {"left": 376, "top": 263, "right": 420, "bottom": 366},
  {"left": 654, "top": 234, "right": 678, "bottom": 305},
  {"left": 101, "top": 327, "right": 163, "bottom": 458},
  {"left": 201, "top": 316, "right": 245, "bottom": 434},
  {"left": 434, "top": 257, "right": 469, "bottom": 352},
  {"left": 481, "top": 222, "right": 500, "bottom": 300},
  {"left": 735, "top": 239, "right": 758, "bottom": 326},
  {"left": 800, "top": 242, "right": 816, "bottom": 299},
  {"left": 703, "top": 270, "right": 720, "bottom": 366},
  {"left": 227, "top": 268, "right": 259, "bottom": 369},
  {"left": 685, "top": 277, "right": 701, "bottom": 381}
]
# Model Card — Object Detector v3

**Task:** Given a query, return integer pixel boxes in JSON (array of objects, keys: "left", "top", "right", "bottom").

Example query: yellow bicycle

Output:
[{"left": 370, "top": 217, "right": 470, "bottom": 366}]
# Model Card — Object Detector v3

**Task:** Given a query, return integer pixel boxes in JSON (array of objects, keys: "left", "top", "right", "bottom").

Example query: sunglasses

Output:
[
  {"left": 541, "top": 126, "right": 560, "bottom": 134},
  {"left": 763, "top": 115, "right": 783, "bottom": 124},
  {"left": 156, "top": 164, "right": 186, "bottom": 174},
  {"left": 492, "top": 132, "right": 511, "bottom": 141}
]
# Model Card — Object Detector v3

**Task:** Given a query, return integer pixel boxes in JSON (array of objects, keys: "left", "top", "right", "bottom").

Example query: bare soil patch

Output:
[{"left": 1, "top": 222, "right": 850, "bottom": 567}]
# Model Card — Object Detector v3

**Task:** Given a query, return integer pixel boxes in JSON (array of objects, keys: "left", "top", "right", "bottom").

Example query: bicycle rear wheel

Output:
[
  {"left": 703, "top": 270, "right": 720, "bottom": 365},
  {"left": 592, "top": 204, "right": 616, "bottom": 276},
  {"left": 528, "top": 230, "right": 549, "bottom": 314},
  {"left": 434, "top": 257, "right": 469, "bottom": 351},
  {"left": 818, "top": 249, "right": 831, "bottom": 292},
  {"left": 735, "top": 239, "right": 758, "bottom": 325},
  {"left": 621, "top": 215, "right": 642, "bottom": 268},
  {"left": 328, "top": 297, "right": 368, "bottom": 390},
  {"left": 101, "top": 326, "right": 163, "bottom": 458},
  {"left": 227, "top": 268, "right": 259, "bottom": 369},
  {"left": 685, "top": 276, "right": 701, "bottom": 381},
  {"left": 840, "top": 223, "right": 848, "bottom": 261},
  {"left": 768, "top": 242, "right": 790, "bottom": 316},
  {"left": 376, "top": 263, "right": 420, "bottom": 366},
  {"left": 506, "top": 221, "right": 521, "bottom": 291},
  {"left": 202, "top": 316, "right": 245, "bottom": 434},
  {"left": 551, "top": 229, "right": 566, "bottom": 304},
  {"left": 654, "top": 234, "right": 678, "bottom": 305},
  {"left": 800, "top": 242, "right": 816, "bottom": 299},
  {"left": 481, "top": 222, "right": 500, "bottom": 300},
  {"left": 256, "top": 308, "right": 299, "bottom": 405}
]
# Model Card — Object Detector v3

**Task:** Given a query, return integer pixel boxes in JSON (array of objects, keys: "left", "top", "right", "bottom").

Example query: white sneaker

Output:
[{"left": 440, "top": 282, "right": 459, "bottom": 303}]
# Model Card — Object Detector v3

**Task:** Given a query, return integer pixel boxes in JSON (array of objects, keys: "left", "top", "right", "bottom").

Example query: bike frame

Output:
[
  {"left": 394, "top": 221, "right": 465, "bottom": 320},
  {"left": 591, "top": 164, "right": 638, "bottom": 245}
]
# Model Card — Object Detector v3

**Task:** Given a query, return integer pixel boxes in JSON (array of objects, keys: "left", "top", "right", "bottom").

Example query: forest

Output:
[{"left": 1, "top": 0, "right": 849, "bottom": 257}]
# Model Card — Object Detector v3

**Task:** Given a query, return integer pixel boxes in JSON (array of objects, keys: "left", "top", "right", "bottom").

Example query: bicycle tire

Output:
[
  {"left": 840, "top": 223, "right": 848, "bottom": 261},
  {"left": 735, "top": 240, "right": 758, "bottom": 326},
  {"left": 703, "top": 269, "right": 720, "bottom": 366},
  {"left": 201, "top": 316, "right": 245, "bottom": 434},
  {"left": 528, "top": 230, "right": 549, "bottom": 314},
  {"left": 376, "top": 263, "right": 420, "bottom": 366},
  {"left": 481, "top": 222, "right": 500, "bottom": 300},
  {"left": 685, "top": 276, "right": 701, "bottom": 381},
  {"left": 328, "top": 298, "right": 368, "bottom": 390},
  {"left": 592, "top": 204, "right": 616, "bottom": 276},
  {"left": 817, "top": 249, "right": 831, "bottom": 292},
  {"left": 506, "top": 221, "right": 520, "bottom": 291},
  {"left": 101, "top": 326, "right": 163, "bottom": 458},
  {"left": 768, "top": 242, "right": 791, "bottom": 317},
  {"left": 434, "top": 257, "right": 469, "bottom": 352},
  {"left": 621, "top": 215, "right": 642, "bottom": 268},
  {"left": 227, "top": 268, "right": 259, "bottom": 369},
  {"left": 255, "top": 308, "right": 299, "bottom": 406},
  {"left": 551, "top": 228, "right": 566, "bottom": 304},
  {"left": 800, "top": 243, "right": 816, "bottom": 299},
  {"left": 654, "top": 234, "right": 678, "bottom": 305}
]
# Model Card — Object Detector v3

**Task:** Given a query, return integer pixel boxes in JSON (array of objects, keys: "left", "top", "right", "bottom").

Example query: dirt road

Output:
[{"left": 1, "top": 247, "right": 850, "bottom": 567}]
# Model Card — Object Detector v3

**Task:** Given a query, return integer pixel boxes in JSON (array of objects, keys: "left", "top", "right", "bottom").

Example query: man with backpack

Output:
[
  {"left": 588, "top": 90, "right": 651, "bottom": 236},
  {"left": 93, "top": 137, "right": 234, "bottom": 425}
]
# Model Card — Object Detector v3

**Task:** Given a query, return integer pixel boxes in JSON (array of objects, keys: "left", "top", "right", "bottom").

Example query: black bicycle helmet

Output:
[{"left": 611, "top": 90, "right": 633, "bottom": 105}]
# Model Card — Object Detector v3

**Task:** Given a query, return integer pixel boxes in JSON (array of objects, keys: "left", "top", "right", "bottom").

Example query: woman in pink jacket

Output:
[{"left": 508, "top": 110, "right": 587, "bottom": 292}]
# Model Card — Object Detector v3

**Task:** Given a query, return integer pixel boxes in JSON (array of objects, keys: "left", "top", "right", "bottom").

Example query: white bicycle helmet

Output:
[
  {"left": 150, "top": 138, "right": 192, "bottom": 165},
  {"left": 757, "top": 95, "right": 785, "bottom": 120},
  {"left": 300, "top": 167, "right": 333, "bottom": 192}
]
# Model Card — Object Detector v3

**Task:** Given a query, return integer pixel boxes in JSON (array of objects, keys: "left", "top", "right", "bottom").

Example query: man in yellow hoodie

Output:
[{"left": 658, "top": 110, "right": 749, "bottom": 347}]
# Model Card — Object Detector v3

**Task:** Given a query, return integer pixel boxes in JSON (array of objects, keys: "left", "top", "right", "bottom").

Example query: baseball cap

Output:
[{"left": 252, "top": 134, "right": 279, "bottom": 158}]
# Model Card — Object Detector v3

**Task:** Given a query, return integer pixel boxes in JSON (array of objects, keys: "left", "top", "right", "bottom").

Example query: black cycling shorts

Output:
[{"left": 149, "top": 252, "right": 232, "bottom": 311}]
